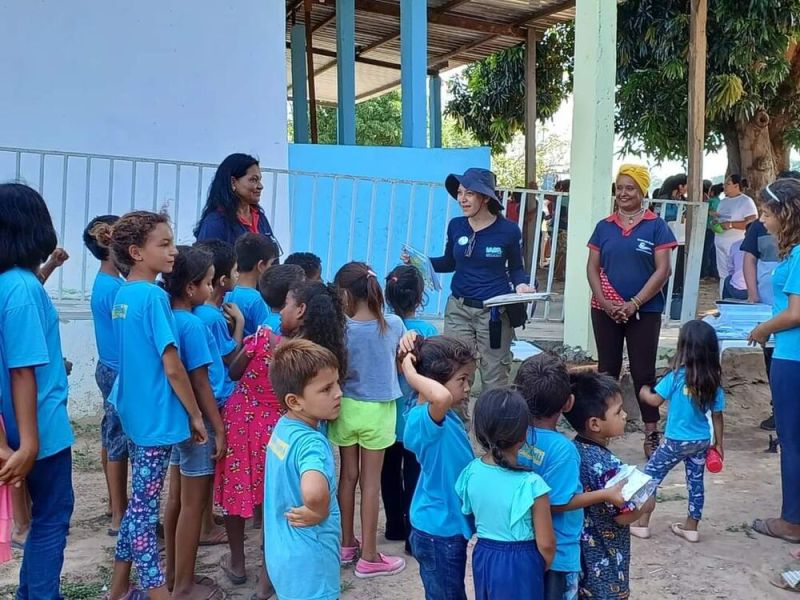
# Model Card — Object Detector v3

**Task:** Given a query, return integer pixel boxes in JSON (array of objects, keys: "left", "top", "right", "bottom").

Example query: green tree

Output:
[
  {"left": 446, "top": 5, "right": 800, "bottom": 190},
  {"left": 445, "top": 23, "right": 574, "bottom": 153},
  {"left": 315, "top": 90, "right": 402, "bottom": 145},
  {"left": 617, "top": 0, "right": 800, "bottom": 190}
]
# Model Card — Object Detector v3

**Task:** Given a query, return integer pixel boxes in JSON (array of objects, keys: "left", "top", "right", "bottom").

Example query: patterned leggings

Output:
[
  {"left": 114, "top": 444, "right": 171, "bottom": 589},
  {"left": 644, "top": 438, "right": 709, "bottom": 520}
]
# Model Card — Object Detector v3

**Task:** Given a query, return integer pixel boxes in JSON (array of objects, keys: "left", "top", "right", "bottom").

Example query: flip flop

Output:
[
  {"left": 219, "top": 553, "right": 247, "bottom": 586},
  {"left": 670, "top": 522, "right": 699, "bottom": 543},
  {"left": 11, "top": 539, "right": 24, "bottom": 552},
  {"left": 630, "top": 526, "right": 651, "bottom": 540},
  {"left": 770, "top": 571, "right": 800, "bottom": 593},
  {"left": 199, "top": 528, "right": 228, "bottom": 547},
  {"left": 107, "top": 527, "right": 119, "bottom": 537},
  {"left": 792, "top": 548, "right": 800, "bottom": 561},
  {"left": 752, "top": 518, "right": 800, "bottom": 544}
]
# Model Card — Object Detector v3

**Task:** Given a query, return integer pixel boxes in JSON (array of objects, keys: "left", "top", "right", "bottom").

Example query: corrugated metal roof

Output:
[{"left": 286, "top": 0, "right": 575, "bottom": 104}]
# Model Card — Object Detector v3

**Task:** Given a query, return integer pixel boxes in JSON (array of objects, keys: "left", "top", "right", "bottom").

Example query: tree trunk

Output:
[{"left": 732, "top": 110, "right": 777, "bottom": 192}]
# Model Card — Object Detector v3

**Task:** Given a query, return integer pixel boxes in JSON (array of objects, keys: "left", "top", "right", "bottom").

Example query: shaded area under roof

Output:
[{"left": 286, "top": 0, "right": 576, "bottom": 104}]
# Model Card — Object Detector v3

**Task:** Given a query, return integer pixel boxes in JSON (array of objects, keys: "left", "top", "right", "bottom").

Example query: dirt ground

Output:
[{"left": 0, "top": 348, "right": 794, "bottom": 599}]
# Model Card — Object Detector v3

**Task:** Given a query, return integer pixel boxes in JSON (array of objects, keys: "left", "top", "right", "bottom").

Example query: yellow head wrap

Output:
[{"left": 617, "top": 164, "right": 651, "bottom": 196}]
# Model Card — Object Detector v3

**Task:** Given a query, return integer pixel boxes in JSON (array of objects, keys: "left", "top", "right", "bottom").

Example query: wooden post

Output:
[
  {"left": 681, "top": 0, "right": 708, "bottom": 323},
  {"left": 304, "top": 0, "right": 318, "bottom": 143},
  {"left": 524, "top": 28, "right": 537, "bottom": 187}
]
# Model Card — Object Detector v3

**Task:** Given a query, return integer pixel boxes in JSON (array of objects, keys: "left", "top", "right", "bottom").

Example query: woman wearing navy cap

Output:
[
  {"left": 405, "top": 168, "right": 534, "bottom": 389},
  {"left": 587, "top": 164, "right": 677, "bottom": 458}
]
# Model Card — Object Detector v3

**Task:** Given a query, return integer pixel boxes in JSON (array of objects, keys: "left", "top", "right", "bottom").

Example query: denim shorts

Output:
[
  {"left": 96, "top": 362, "right": 129, "bottom": 461},
  {"left": 169, "top": 418, "right": 216, "bottom": 477},
  {"left": 409, "top": 527, "right": 468, "bottom": 600}
]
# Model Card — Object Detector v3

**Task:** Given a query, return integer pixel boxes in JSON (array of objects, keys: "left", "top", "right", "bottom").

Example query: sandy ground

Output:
[
  {"left": 2, "top": 279, "right": 793, "bottom": 599},
  {"left": 0, "top": 349, "right": 794, "bottom": 599}
]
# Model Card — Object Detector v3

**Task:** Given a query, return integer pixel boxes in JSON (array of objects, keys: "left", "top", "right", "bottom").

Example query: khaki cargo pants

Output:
[{"left": 443, "top": 295, "right": 515, "bottom": 391}]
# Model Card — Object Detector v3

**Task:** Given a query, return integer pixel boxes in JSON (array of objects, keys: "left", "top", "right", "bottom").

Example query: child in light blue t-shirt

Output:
[
  {"left": 223, "top": 233, "right": 278, "bottom": 335},
  {"left": 84, "top": 214, "right": 128, "bottom": 534},
  {"left": 161, "top": 246, "right": 227, "bottom": 598},
  {"left": 514, "top": 354, "right": 628, "bottom": 600},
  {"left": 402, "top": 335, "right": 477, "bottom": 600},
  {"left": 102, "top": 211, "right": 207, "bottom": 599},
  {"left": 381, "top": 265, "right": 439, "bottom": 549},
  {"left": 0, "top": 184, "right": 75, "bottom": 598},
  {"left": 456, "top": 388, "right": 555, "bottom": 600},
  {"left": 633, "top": 319, "right": 725, "bottom": 544},
  {"left": 265, "top": 339, "right": 344, "bottom": 600}
]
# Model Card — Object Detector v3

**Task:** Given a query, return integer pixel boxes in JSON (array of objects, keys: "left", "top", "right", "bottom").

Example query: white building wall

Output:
[{"left": 1, "top": 0, "right": 288, "bottom": 417}]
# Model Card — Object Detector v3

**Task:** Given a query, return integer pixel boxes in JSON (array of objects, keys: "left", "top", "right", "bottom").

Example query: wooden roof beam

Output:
[{"left": 353, "top": 0, "right": 527, "bottom": 39}]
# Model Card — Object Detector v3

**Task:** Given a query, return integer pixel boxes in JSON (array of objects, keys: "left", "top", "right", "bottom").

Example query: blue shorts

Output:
[
  {"left": 169, "top": 418, "right": 216, "bottom": 477},
  {"left": 96, "top": 362, "right": 129, "bottom": 461}
]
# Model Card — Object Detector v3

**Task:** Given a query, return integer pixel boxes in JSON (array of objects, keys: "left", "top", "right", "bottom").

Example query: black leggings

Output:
[
  {"left": 591, "top": 308, "right": 662, "bottom": 424},
  {"left": 380, "top": 442, "right": 421, "bottom": 540}
]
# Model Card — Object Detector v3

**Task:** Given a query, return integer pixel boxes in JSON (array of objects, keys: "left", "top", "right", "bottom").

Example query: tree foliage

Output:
[
  {"left": 616, "top": 0, "right": 800, "bottom": 168},
  {"left": 445, "top": 23, "right": 574, "bottom": 152},
  {"left": 445, "top": 3, "right": 800, "bottom": 188},
  {"left": 316, "top": 90, "right": 402, "bottom": 146}
]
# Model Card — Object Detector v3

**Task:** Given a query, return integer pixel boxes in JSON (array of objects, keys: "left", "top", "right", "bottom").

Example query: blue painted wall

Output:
[{"left": 287, "top": 144, "right": 490, "bottom": 316}]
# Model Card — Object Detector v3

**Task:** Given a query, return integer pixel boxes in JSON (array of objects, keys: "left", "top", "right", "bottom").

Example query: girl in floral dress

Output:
[{"left": 214, "top": 324, "right": 281, "bottom": 590}]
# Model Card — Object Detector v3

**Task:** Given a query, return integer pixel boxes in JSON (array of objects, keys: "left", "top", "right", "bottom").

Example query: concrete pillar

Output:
[
  {"left": 336, "top": 0, "right": 356, "bottom": 145},
  {"left": 428, "top": 73, "right": 442, "bottom": 148},
  {"left": 562, "top": 0, "right": 617, "bottom": 352},
  {"left": 401, "top": 0, "right": 427, "bottom": 148},
  {"left": 290, "top": 24, "right": 310, "bottom": 144}
]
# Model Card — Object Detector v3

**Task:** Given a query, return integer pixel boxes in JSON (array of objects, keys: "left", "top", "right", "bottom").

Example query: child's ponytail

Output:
[
  {"left": 473, "top": 387, "right": 530, "bottom": 472},
  {"left": 385, "top": 265, "right": 426, "bottom": 317},
  {"left": 334, "top": 261, "right": 387, "bottom": 332}
]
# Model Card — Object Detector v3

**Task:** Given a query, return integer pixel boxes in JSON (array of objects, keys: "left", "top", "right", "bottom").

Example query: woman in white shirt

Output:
[{"left": 712, "top": 174, "right": 757, "bottom": 295}]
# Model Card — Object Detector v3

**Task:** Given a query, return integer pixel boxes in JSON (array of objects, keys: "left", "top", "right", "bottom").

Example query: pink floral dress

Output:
[{"left": 214, "top": 326, "right": 283, "bottom": 518}]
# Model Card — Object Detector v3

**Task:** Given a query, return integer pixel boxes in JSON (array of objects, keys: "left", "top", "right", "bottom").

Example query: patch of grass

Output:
[
  {"left": 61, "top": 565, "right": 112, "bottom": 600},
  {"left": 655, "top": 492, "right": 686, "bottom": 503},
  {"left": 726, "top": 523, "right": 756, "bottom": 539},
  {"left": 71, "top": 420, "right": 101, "bottom": 438},
  {"left": 340, "top": 580, "right": 356, "bottom": 593},
  {"left": 72, "top": 444, "right": 101, "bottom": 471}
]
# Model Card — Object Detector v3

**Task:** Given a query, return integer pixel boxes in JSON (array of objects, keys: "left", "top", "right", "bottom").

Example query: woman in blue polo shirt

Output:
[
  {"left": 587, "top": 164, "right": 677, "bottom": 458},
  {"left": 748, "top": 178, "right": 800, "bottom": 545},
  {"left": 406, "top": 168, "right": 534, "bottom": 390},
  {"left": 194, "top": 153, "right": 282, "bottom": 252}
]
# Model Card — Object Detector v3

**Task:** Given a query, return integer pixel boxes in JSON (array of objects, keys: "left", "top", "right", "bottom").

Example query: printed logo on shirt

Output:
[
  {"left": 111, "top": 304, "right": 127, "bottom": 320},
  {"left": 518, "top": 443, "right": 545, "bottom": 467},
  {"left": 457, "top": 236, "right": 470, "bottom": 246},
  {"left": 635, "top": 238, "right": 654, "bottom": 255},
  {"left": 485, "top": 246, "right": 503, "bottom": 258},
  {"left": 268, "top": 434, "right": 288, "bottom": 460}
]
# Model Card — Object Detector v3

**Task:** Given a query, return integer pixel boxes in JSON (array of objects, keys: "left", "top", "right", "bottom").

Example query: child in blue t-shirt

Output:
[
  {"left": 515, "top": 354, "right": 627, "bottom": 600},
  {"left": 161, "top": 245, "right": 227, "bottom": 598},
  {"left": 456, "top": 388, "right": 555, "bottom": 600},
  {"left": 381, "top": 265, "right": 439, "bottom": 550},
  {"left": 265, "top": 339, "right": 344, "bottom": 600},
  {"left": 402, "top": 335, "right": 477, "bottom": 599},
  {"left": 633, "top": 319, "right": 725, "bottom": 544},
  {"left": 97, "top": 211, "right": 208, "bottom": 600},
  {"left": 224, "top": 233, "right": 278, "bottom": 336},
  {"left": 564, "top": 372, "right": 655, "bottom": 600},
  {"left": 84, "top": 214, "right": 129, "bottom": 535},
  {"left": 0, "top": 183, "right": 75, "bottom": 598},
  {"left": 259, "top": 263, "right": 306, "bottom": 333}
]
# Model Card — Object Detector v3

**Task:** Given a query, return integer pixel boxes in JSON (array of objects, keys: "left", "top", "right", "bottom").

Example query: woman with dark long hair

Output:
[{"left": 194, "top": 153, "right": 281, "bottom": 251}]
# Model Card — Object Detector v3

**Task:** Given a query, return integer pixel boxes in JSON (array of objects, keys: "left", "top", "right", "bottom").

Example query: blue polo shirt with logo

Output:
[
  {"left": 588, "top": 211, "right": 677, "bottom": 313},
  {"left": 430, "top": 216, "right": 528, "bottom": 301}
]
